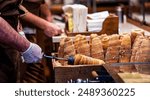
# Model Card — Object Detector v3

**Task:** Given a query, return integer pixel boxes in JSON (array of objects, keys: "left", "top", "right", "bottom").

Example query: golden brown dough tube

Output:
[{"left": 74, "top": 54, "right": 105, "bottom": 65}]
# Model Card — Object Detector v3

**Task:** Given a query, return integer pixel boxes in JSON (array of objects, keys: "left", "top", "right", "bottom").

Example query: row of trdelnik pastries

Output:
[{"left": 57, "top": 30, "right": 150, "bottom": 73}]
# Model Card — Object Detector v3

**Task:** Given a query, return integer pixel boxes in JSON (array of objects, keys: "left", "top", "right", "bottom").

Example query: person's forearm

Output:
[
  {"left": 0, "top": 17, "right": 30, "bottom": 52},
  {"left": 21, "top": 12, "right": 49, "bottom": 30},
  {"left": 20, "top": 7, "right": 63, "bottom": 37},
  {"left": 40, "top": 3, "right": 52, "bottom": 20}
]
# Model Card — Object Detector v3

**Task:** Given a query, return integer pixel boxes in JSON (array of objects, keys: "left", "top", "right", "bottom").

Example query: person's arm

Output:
[
  {"left": 0, "top": 17, "right": 43, "bottom": 63},
  {"left": 0, "top": 17, "right": 30, "bottom": 52},
  {"left": 40, "top": 2, "right": 53, "bottom": 22},
  {"left": 19, "top": 5, "right": 62, "bottom": 37}
]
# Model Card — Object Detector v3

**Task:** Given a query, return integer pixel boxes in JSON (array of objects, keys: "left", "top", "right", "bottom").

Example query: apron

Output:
[
  {"left": 0, "top": 0, "right": 24, "bottom": 82},
  {"left": 20, "top": 0, "right": 47, "bottom": 83},
  {"left": 21, "top": 0, "right": 45, "bottom": 42},
  {"left": 22, "top": 0, "right": 45, "bottom": 27}
]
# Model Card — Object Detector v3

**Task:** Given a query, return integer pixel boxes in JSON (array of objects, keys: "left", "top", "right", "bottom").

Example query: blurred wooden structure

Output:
[{"left": 66, "top": 14, "right": 119, "bottom": 36}]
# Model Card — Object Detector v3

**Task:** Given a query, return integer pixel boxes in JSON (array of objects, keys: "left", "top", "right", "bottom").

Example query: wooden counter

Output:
[
  {"left": 54, "top": 64, "right": 124, "bottom": 83},
  {"left": 118, "top": 72, "right": 150, "bottom": 83},
  {"left": 54, "top": 64, "right": 150, "bottom": 83}
]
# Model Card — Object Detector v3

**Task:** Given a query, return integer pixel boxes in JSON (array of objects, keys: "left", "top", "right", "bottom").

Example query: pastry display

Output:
[
  {"left": 130, "top": 35, "right": 144, "bottom": 64},
  {"left": 74, "top": 34, "right": 82, "bottom": 51},
  {"left": 99, "top": 34, "right": 110, "bottom": 50},
  {"left": 58, "top": 37, "right": 76, "bottom": 65},
  {"left": 131, "top": 29, "right": 144, "bottom": 45},
  {"left": 57, "top": 31, "right": 150, "bottom": 74},
  {"left": 90, "top": 34, "right": 104, "bottom": 60},
  {"left": 58, "top": 37, "right": 66, "bottom": 65},
  {"left": 105, "top": 34, "right": 121, "bottom": 63},
  {"left": 74, "top": 54, "right": 105, "bottom": 65},
  {"left": 134, "top": 37, "right": 150, "bottom": 74},
  {"left": 119, "top": 34, "right": 134, "bottom": 72},
  {"left": 74, "top": 35, "right": 90, "bottom": 56},
  {"left": 58, "top": 37, "right": 66, "bottom": 58},
  {"left": 63, "top": 37, "right": 76, "bottom": 58}
]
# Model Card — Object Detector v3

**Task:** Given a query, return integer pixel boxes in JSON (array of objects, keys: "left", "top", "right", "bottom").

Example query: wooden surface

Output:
[
  {"left": 66, "top": 14, "right": 119, "bottom": 36},
  {"left": 50, "top": 4, "right": 63, "bottom": 15},
  {"left": 54, "top": 64, "right": 124, "bottom": 83},
  {"left": 118, "top": 72, "right": 150, "bottom": 83},
  {"left": 127, "top": 18, "right": 150, "bottom": 32},
  {"left": 103, "top": 65, "right": 124, "bottom": 83},
  {"left": 54, "top": 64, "right": 150, "bottom": 83}
]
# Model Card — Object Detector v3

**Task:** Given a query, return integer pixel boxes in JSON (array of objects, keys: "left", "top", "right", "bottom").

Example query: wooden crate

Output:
[
  {"left": 66, "top": 14, "right": 119, "bottom": 36},
  {"left": 54, "top": 64, "right": 124, "bottom": 83}
]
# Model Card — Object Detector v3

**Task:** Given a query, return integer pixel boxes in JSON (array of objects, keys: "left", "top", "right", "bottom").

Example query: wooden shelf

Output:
[{"left": 66, "top": 14, "right": 119, "bottom": 36}]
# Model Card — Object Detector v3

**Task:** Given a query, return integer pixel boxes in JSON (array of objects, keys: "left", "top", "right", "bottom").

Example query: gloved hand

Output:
[{"left": 21, "top": 43, "right": 43, "bottom": 63}]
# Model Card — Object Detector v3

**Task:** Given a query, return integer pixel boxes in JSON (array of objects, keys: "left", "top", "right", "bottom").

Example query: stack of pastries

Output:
[
  {"left": 58, "top": 37, "right": 76, "bottom": 65},
  {"left": 105, "top": 34, "right": 121, "bottom": 63},
  {"left": 74, "top": 35, "right": 90, "bottom": 56},
  {"left": 57, "top": 30, "right": 150, "bottom": 73},
  {"left": 130, "top": 32, "right": 150, "bottom": 74},
  {"left": 119, "top": 34, "right": 133, "bottom": 72},
  {"left": 90, "top": 34, "right": 104, "bottom": 60},
  {"left": 130, "top": 30, "right": 145, "bottom": 73}
]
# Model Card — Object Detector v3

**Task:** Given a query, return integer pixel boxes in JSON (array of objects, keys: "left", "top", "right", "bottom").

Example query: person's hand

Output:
[
  {"left": 44, "top": 22, "right": 63, "bottom": 37},
  {"left": 21, "top": 43, "right": 43, "bottom": 63}
]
